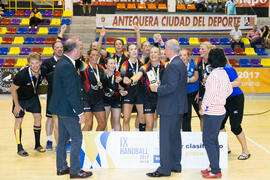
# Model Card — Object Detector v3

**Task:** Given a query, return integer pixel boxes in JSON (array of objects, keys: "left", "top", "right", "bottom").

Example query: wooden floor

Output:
[{"left": 0, "top": 94, "right": 270, "bottom": 180}]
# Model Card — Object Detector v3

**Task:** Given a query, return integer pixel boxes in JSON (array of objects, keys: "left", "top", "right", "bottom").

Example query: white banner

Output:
[
  {"left": 80, "top": 132, "right": 228, "bottom": 169},
  {"left": 96, "top": 14, "right": 257, "bottom": 32}
]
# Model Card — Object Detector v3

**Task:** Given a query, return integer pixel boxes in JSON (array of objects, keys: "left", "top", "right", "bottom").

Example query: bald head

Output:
[
  {"left": 165, "top": 39, "right": 180, "bottom": 59},
  {"left": 63, "top": 39, "right": 80, "bottom": 60}
]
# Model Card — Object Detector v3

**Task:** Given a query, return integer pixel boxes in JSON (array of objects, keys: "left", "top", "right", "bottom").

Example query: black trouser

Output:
[
  {"left": 30, "top": 17, "right": 41, "bottom": 26},
  {"left": 231, "top": 40, "right": 245, "bottom": 50},
  {"left": 196, "top": 3, "right": 207, "bottom": 12},
  {"left": 182, "top": 91, "right": 199, "bottom": 131},
  {"left": 220, "top": 94, "right": 244, "bottom": 135}
]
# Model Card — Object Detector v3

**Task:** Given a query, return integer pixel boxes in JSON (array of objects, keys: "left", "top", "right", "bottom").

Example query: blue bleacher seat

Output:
[
  {"left": 220, "top": 38, "right": 230, "bottom": 45},
  {"left": 239, "top": 59, "right": 251, "bottom": 67},
  {"left": 255, "top": 48, "right": 268, "bottom": 56},
  {"left": 179, "top": 38, "right": 189, "bottom": 45},
  {"left": 3, "top": 10, "right": 15, "bottom": 17},
  {"left": 96, "top": 37, "right": 105, "bottom": 45},
  {"left": 17, "top": 27, "right": 28, "bottom": 34},
  {"left": 61, "top": 19, "right": 71, "bottom": 25},
  {"left": 148, "top": 38, "right": 154, "bottom": 45},
  {"left": 24, "top": 37, "right": 35, "bottom": 44},
  {"left": 48, "top": 27, "right": 58, "bottom": 34},
  {"left": 0, "top": 47, "right": 9, "bottom": 55}
]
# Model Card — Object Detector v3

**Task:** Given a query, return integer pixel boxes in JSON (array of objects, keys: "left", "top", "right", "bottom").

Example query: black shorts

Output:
[
  {"left": 220, "top": 94, "right": 244, "bottom": 135},
  {"left": 12, "top": 96, "right": 41, "bottom": 118},
  {"left": 122, "top": 86, "right": 144, "bottom": 105},
  {"left": 83, "top": 98, "right": 105, "bottom": 112},
  {"left": 104, "top": 97, "right": 122, "bottom": 109},
  {"left": 143, "top": 97, "right": 157, "bottom": 114},
  {"left": 83, "top": 0, "right": 91, "bottom": 4}
]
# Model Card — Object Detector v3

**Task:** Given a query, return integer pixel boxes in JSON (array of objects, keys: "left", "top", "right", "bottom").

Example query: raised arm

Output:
[
  {"left": 134, "top": 25, "right": 141, "bottom": 50},
  {"left": 97, "top": 26, "right": 108, "bottom": 57}
]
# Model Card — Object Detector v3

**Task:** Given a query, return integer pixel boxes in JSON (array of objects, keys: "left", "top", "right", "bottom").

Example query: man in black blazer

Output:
[
  {"left": 49, "top": 39, "right": 92, "bottom": 179},
  {"left": 147, "top": 39, "right": 188, "bottom": 177}
]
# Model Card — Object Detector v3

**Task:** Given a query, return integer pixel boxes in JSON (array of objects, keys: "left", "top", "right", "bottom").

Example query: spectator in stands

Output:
[
  {"left": 225, "top": 0, "right": 236, "bottom": 15},
  {"left": 196, "top": 0, "right": 207, "bottom": 12},
  {"left": 207, "top": 0, "right": 218, "bottom": 13},
  {"left": 218, "top": 0, "right": 226, "bottom": 11},
  {"left": 29, "top": 7, "right": 42, "bottom": 29},
  {"left": 230, "top": 23, "right": 245, "bottom": 50},
  {"left": 261, "top": 25, "right": 270, "bottom": 48},
  {"left": 246, "top": 25, "right": 263, "bottom": 50},
  {"left": 82, "top": 0, "right": 91, "bottom": 16}
]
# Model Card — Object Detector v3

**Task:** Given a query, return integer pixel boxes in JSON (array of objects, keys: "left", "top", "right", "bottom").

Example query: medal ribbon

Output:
[
  {"left": 28, "top": 67, "right": 39, "bottom": 94},
  {"left": 89, "top": 63, "right": 101, "bottom": 85}
]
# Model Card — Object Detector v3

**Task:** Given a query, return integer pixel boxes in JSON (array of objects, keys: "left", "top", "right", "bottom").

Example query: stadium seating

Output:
[
  {"left": 96, "top": 37, "right": 105, "bottom": 45},
  {"left": 37, "top": 27, "right": 49, "bottom": 35},
  {"left": 242, "top": 38, "right": 250, "bottom": 45},
  {"left": 11, "top": 18, "right": 21, "bottom": 25},
  {"left": 48, "top": 27, "right": 58, "bottom": 34},
  {"left": 0, "top": 47, "right": 9, "bottom": 55},
  {"left": 32, "top": 47, "right": 43, "bottom": 54},
  {"left": 0, "top": 18, "right": 11, "bottom": 25},
  {"left": 42, "top": 47, "right": 53, "bottom": 55},
  {"left": 24, "top": 37, "right": 35, "bottom": 44},
  {"left": 239, "top": 59, "right": 251, "bottom": 67},
  {"left": 53, "top": 10, "right": 63, "bottom": 17},
  {"left": 255, "top": 48, "right": 268, "bottom": 55},
  {"left": 106, "top": 47, "right": 116, "bottom": 54},
  {"left": 189, "top": 38, "right": 200, "bottom": 45},
  {"left": 234, "top": 48, "right": 245, "bottom": 55},
  {"left": 245, "top": 48, "right": 257, "bottom": 56},
  {"left": 24, "top": 10, "right": 32, "bottom": 16},
  {"left": 14, "top": 10, "right": 24, "bottom": 17},
  {"left": 224, "top": 48, "right": 235, "bottom": 55},
  {"left": 62, "top": 10, "right": 72, "bottom": 17},
  {"left": 177, "top": 4, "right": 186, "bottom": 11},
  {"left": 210, "top": 38, "right": 220, "bottom": 45},
  {"left": 50, "top": 19, "right": 61, "bottom": 26},
  {"left": 158, "top": 4, "right": 167, "bottom": 10},
  {"left": 261, "top": 59, "right": 270, "bottom": 67},
  {"left": 179, "top": 38, "right": 189, "bottom": 45},
  {"left": 3, "top": 58, "right": 16, "bottom": 67},
  {"left": 45, "top": 37, "right": 57, "bottom": 44},
  {"left": 106, "top": 37, "right": 116, "bottom": 45},
  {"left": 199, "top": 38, "right": 209, "bottom": 43},
  {"left": 127, "top": 38, "right": 136, "bottom": 44},
  {"left": 17, "top": 27, "right": 28, "bottom": 34},
  {"left": 220, "top": 38, "right": 230, "bottom": 45},
  {"left": 0, "top": 27, "right": 7, "bottom": 34},
  {"left": 12, "top": 37, "right": 24, "bottom": 44},
  {"left": 0, "top": 37, "right": 2, "bottom": 44},
  {"left": 15, "top": 59, "right": 28, "bottom": 67},
  {"left": 250, "top": 59, "right": 262, "bottom": 67},
  {"left": 8, "top": 47, "right": 20, "bottom": 55},
  {"left": 35, "top": 37, "right": 46, "bottom": 44},
  {"left": 229, "top": 58, "right": 240, "bottom": 67},
  {"left": 192, "top": 48, "right": 200, "bottom": 55},
  {"left": 20, "top": 47, "right": 31, "bottom": 55},
  {"left": 148, "top": 4, "right": 156, "bottom": 10},
  {"left": 61, "top": 19, "right": 71, "bottom": 25},
  {"left": 7, "top": 27, "right": 17, "bottom": 34},
  {"left": 137, "top": 4, "right": 146, "bottom": 10},
  {"left": 116, "top": 3, "right": 126, "bottom": 10},
  {"left": 20, "top": 18, "right": 30, "bottom": 25},
  {"left": 3, "top": 10, "right": 15, "bottom": 17},
  {"left": 43, "top": 10, "right": 53, "bottom": 17},
  {"left": 2, "top": 37, "right": 13, "bottom": 44},
  {"left": 28, "top": 28, "right": 38, "bottom": 34},
  {"left": 187, "top": 4, "right": 196, "bottom": 10},
  {"left": 127, "top": 3, "right": 136, "bottom": 10},
  {"left": 0, "top": 59, "right": 4, "bottom": 66}
]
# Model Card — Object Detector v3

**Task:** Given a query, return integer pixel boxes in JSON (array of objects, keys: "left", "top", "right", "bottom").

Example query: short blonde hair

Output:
[
  {"left": 27, "top": 52, "right": 41, "bottom": 63},
  {"left": 200, "top": 41, "right": 216, "bottom": 50}
]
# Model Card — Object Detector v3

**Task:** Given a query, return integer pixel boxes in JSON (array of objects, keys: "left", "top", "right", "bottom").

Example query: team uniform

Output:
[
  {"left": 220, "top": 64, "right": 244, "bottom": 135},
  {"left": 139, "top": 61, "right": 166, "bottom": 114},
  {"left": 80, "top": 63, "right": 105, "bottom": 112},
  {"left": 140, "top": 56, "right": 150, "bottom": 65},
  {"left": 42, "top": 56, "right": 58, "bottom": 118},
  {"left": 197, "top": 57, "right": 211, "bottom": 101},
  {"left": 102, "top": 71, "right": 122, "bottom": 109},
  {"left": 12, "top": 66, "right": 46, "bottom": 117},
  {"left": 120, "top": 59, "right": 144, "bottom": 105},
  {"left": 183, "top": 59, "right": 200, "bottom": 131},
  {"left": 108, "top": 52, "right": 128, "bottom": 71}
]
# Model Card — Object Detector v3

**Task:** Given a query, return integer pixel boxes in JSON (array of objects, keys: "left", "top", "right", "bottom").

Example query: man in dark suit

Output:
[
  {"left": 49, "top": 39, "right": 92, "bottom": 178},
  {"left": 147, "top": 39, "right": 188, "bottom": 177}
]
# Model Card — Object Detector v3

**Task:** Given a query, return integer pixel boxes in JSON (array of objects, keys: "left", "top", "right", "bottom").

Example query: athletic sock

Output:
[
  {"left": 33, "top": 125, "right": 41, "bottom": 148},
  {"left": 47, "top": 135, "right": 52, "bottom": 142},
  {"left": 15, "top": 128, "right": 23, "bottom": 152},
  {"left": 139, "top": 123, "right": 146, "bottom": 131}
]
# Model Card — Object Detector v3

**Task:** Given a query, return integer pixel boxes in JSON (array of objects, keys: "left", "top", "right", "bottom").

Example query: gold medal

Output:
[{"left": 97, "top": 81, "right": 102, "bottom": 87}]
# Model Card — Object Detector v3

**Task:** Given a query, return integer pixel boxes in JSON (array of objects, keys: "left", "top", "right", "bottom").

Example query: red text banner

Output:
[
  {"left": 96, "top": 14, "right": 257, "bottom": 32},
  {"left": 236, "top": 0, "right": 269, "bottom": 7}
]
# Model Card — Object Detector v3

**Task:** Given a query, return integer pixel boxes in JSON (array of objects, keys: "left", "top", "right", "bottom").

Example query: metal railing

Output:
[{"left": 7, "top": 0, "right": 64, "bottom": 11}]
